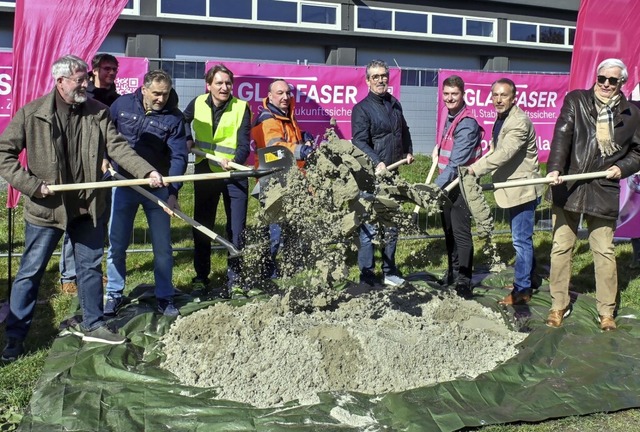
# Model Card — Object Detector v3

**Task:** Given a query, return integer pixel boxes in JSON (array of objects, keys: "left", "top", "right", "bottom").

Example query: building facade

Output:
[{"left": 0, "top": 0, "right": 578, "bottom": 152}]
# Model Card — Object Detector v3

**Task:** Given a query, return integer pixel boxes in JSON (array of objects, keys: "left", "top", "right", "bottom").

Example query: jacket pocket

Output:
[{"left": 24, "top": 196, "right": 56, "bottom": 222}]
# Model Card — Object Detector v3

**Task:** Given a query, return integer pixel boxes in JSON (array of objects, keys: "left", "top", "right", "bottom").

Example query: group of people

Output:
[
  {"left": 0, "top": 54, "right": 638, "bottom": 364},
  {"left": 436, "top": 58, "right": 640, "bottom": 333}
]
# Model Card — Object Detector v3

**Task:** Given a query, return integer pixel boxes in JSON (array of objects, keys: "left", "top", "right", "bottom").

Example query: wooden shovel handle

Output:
[
  {"left": 483, "top": 171, "right": 610, "bottom": 190},
  {"left": 191, "top": 148, "right": 250, "bottom": 171}
]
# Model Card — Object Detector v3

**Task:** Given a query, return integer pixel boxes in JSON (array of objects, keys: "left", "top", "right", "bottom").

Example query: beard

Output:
[{"left": 72, "top": 90, "right": 87, "bottom": 104}]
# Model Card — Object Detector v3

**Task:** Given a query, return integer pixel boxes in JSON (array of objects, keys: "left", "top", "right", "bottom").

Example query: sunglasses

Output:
[{"left": 597, "top": 75, "right": 621, "bottom": 86}]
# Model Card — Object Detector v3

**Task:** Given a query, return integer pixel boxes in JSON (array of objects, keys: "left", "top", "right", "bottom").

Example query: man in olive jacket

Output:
[
  {"left": 468, "top": 78, "right": 542, "bottom": 306},
  {"left": 0, "top": 55, "right": 163, "bottom": 362},
  {"left": 545, "top": 58, "right": 640, "bottom": 331}
]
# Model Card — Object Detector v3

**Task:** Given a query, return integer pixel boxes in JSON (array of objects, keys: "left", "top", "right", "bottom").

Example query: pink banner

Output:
[
  {"left": 437, "top": 70, "right": 569, "bottom": 163},
  {"left": 6, "top": 0, "right": 129, "bottom": 208},
  {"left": 0, "top": 53, "right": 146, "bottom": 137},
  {"left": 0, "top": 52, "right": 11, "bottom": 137},
  {"left": 205, "top": 60, "right": 401, "bottom": 145}
]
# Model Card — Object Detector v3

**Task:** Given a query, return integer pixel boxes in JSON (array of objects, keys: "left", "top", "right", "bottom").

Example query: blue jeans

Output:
[
  {"left": 262, "top": 223, "right": 282, "bottom": 279},
  {"left": 358, "top": 223, "right": 399, "bottom": 281},
  {"left": 509, "top": 198, "right": 538, "bottom": 293},
  {"left": 7, "top": 216, "right": 106, "bottom": 340},
  {"left": 106, "top": 187, "right": 174, "bottom": 300},
  {"left": 59, "top": 234, "right": 76, "bottom": 283}
]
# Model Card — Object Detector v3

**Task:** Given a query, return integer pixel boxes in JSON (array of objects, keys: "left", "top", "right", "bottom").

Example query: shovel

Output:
[
  {"left": 108, "top": 168, "right": 242, "bottom": 258},
  {"left": 47, "top": 168, "right": 281, "bottom": 192}
]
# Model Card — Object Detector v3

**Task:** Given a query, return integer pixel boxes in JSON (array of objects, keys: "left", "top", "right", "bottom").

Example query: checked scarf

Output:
[{"left": 593, "top": 86, "right": 621, "bottom": 157}]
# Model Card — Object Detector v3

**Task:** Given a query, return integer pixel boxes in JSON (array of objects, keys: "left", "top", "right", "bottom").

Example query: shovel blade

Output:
[{"left": 256, "top": 145, "right": 296, "bottom": 197}]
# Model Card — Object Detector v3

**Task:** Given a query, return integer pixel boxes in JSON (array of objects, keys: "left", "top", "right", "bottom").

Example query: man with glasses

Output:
[
  {"left": 0, "top": 55, "right": 164, "bottom": 362},
  {"left": 183, "top": 64, "right": 251, "bottom": 297},
  {"left": 545, "top": 58, "right": 640, "bottom": 331},
  {"left": 351, "top": 59, "right": 414, "bottom": 287},
  {"left": 59, "top": 53, "right": 121, "bottom": 296},
  {"left": 467, "top": 78, "right": 542, "bottom": 306}
]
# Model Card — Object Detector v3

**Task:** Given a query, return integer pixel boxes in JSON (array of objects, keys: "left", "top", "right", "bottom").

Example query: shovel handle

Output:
[
  {"left": 482, "top": 171, "right": 610, "bottom": 191},
  {"left": 191, "top": 148, "right": 250, "bottom": 171},
  {"left": 47, "top": 169, "right": 276, "bottom": 192},
  {"left": 108, "top": 169, "right": 242, "bottom": 257}
]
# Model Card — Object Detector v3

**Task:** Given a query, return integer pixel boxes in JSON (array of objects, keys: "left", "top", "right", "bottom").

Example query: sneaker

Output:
[
  {"left": 455, "top": 282, "right": 474, "bottom": 300},
  {"left": 157, "top": 299, "right": 180, "bottom": 317},
  {"left": 1, "top": 338, "right": 25, "bottom": 363},
  {"left": 383, "top": 274, "right": 406, "bottom": 287},
  {"left": 81, "top": 325, "right": 127, "bottom": 345},
  {"left": 60, "top": 282, "right": 77, "bottom": 295},
  {"left": 104, "top": 296, "right": 124, "bottom": 316}
]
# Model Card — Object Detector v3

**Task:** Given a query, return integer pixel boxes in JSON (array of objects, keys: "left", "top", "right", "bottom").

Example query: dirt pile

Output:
[{"left": 161, "top": 285, "right": 526, "bottom": 408}]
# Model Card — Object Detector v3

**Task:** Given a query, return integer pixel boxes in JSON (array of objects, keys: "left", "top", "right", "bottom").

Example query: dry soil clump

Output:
[{"left": 161, "top": 285, "right": 526, "bottom": 408}]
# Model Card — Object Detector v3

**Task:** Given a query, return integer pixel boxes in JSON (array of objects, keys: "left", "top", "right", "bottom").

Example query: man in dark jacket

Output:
[
  {"left": 59, "top": 53, "right": 121, "bottom": 295},
  {"left": 0, "top": 55, "right": 164, "bottom": 362},
  {"left": 351, "top": 59, "right": 414, "bottom": 287},
  {"left": 545, "top": 58, "right": 640, "bottom": 331},
  {"left": 104, "top": 70, "right": 188, "bottom": 317}
]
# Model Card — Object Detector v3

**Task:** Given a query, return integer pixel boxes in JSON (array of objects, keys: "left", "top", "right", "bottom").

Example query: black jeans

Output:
[{"left": 440, "top": 187, "right": 473, "bottom": 286}]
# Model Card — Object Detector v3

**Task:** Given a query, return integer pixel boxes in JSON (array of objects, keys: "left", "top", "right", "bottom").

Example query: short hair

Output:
[
  {"left": 365, "top": 59, "right": 389, "bottom": 79},
  {"left": 491, "top": 78, "right": 517, "bottom": 96},
  {"left": 205, "top": 64, "right": 234, "bottom": 85},
  {"left": 144, "top": 70, "right": 172, "bottom": 88},
  {"left": 268, "top": 78, "right": 289, "bottom": 93},
  {"left": 91, "top": 53, "right": 119, "bottom": 70},
  {"left": 442, "top": 75, "right": 465, "bottom": 91},
  {"left": 597, "top": 58, "right": 628, "bottom": 83},
  {"left": 51, "top": 55, "right": 88, "bottom": 80}
]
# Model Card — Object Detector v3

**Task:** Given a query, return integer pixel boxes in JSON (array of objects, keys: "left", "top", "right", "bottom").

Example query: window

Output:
[
  {"left": 210, "top": 0, "right": 251, "bottom": 19},
  {"left": 358, "top": 8, "right": 392, "bottom": 31},
  {"left": 395, "top": 12, "right": 428, "bottom": 34},
  {"left": 540, "top": 25, "right": 565, "bottom": 45},
  {"left": 510, "top": 22, "right": 536, "bottom": 42},
  {"left": 258, "top": 0, "right": 296, "bottom": 23},
  {"left": 467, "top": 20, "right": 493, "bottom": 37},
  {"left": 301, "top": 4, "right": 336, "bottom": 25},
  {"left": 432, "top": 15, "right": 463, "bottom": 36},
  {"left": 355, "top": 7, "right": 495, "bottom": 42},
  {"left": 508, "top": 21, "right": 575, "bottom": 47},
  {"left": 161, "top": 0, "right": 206, "bottom": 16},
  {"left": 121, "top": 0, "right": 140, "bottom": 15}
]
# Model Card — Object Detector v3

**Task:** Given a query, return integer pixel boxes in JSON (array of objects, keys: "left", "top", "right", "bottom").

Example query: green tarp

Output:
[{"left": 18, "top": 276, "right": 640, "bottom": 431}]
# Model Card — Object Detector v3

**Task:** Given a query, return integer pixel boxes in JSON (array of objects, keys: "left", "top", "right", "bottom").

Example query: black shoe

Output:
[
  {"left": 157, "top": 299, "right": 180, "bottom": 317},
  {"left": 1, "top": 338, "right": 25, "bottom": 363},
  {"left": 455, "top": 282, "right": 473, "bottom": 300}
]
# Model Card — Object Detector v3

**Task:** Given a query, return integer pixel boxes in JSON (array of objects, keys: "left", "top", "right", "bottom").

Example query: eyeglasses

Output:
[
  {"left": 62, "top": 75, "right": 90, "bottom": 85},
  {"left": 101, "top": 66, "right": 118, "bottom": 72},
  {"left": 597, "top": 75, "right": 621, "bottom": 86},
  {"left": 369, "top": 74, "right": 389, "bottom": 82}
]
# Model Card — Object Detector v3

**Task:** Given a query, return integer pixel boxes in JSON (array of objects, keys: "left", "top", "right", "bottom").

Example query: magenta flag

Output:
[{"left": 6, "top": 0, "right": 129, "bottom": 208}]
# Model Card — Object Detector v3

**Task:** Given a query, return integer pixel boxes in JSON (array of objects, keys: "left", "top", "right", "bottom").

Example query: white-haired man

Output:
[{"left": 545, "top": 58, "right": 640, "bottom": 330}]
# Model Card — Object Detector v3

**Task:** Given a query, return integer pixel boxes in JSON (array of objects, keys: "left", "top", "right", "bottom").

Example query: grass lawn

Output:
[{"left": 1, "top": 155, "right": 640, "bottom": 430}]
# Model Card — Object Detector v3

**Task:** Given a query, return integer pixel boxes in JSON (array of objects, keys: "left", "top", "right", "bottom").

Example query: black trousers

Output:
[{"left": 440, "top": 186, "right": 474, "bottom": 285}]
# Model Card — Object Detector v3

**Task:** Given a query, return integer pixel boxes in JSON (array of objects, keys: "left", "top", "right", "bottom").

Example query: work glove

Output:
[{"left": 299, "top": 143, "right": 315, "bottom": 161}]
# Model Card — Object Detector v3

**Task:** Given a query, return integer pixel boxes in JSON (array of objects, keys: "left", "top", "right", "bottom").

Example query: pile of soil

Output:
[{"left": 161, "top": 284, "right": 526, "bottom": 408}]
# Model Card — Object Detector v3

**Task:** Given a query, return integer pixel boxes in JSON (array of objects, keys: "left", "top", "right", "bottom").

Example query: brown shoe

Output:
[
  {"left": 546, "top": 307, "right": 571, "bottom": 328},
  {"left": 599, "top": 315, "right": 617, "bottom": 331},
  {"left": 60, "top": 282, "right": 77, "bottom": 295},
  {"left": 498, "top": 291, "right": 531, "bottom": 305}
]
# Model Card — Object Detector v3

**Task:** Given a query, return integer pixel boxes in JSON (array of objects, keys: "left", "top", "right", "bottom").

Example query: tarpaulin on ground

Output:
[{"left": 18, "top": 276, "right": 640, "bottom": 431}]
